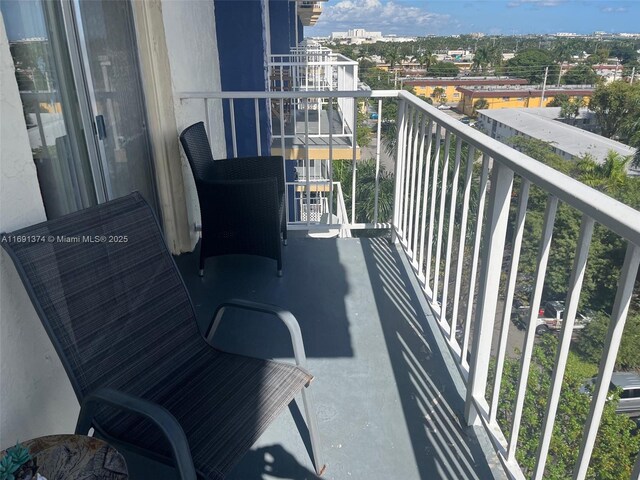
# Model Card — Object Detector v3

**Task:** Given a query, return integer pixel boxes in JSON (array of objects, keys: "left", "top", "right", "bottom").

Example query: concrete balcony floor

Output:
[{"left": 125, "top": 233, "right": 504, "bottom": 479}]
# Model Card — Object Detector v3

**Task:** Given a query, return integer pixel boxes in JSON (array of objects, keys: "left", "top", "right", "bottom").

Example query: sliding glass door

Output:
[
  {"left": 1, "top": 0, "right": 158, "bottom": 218},
  {"left": 72, "top": 0, "right": 158, "bottom": 212}
]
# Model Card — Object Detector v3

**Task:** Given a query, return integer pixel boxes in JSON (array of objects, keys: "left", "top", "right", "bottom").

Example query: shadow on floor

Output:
[
  {"left": 361, "top": 236, "right": 495, "bottom": 479},
  {"left": 174, "top": 234, "right": 354, "bottom": 359}
]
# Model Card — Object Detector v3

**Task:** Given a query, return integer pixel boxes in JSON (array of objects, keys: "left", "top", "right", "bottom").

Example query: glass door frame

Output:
[{"left": 58, "top": 0, "right": 109, "bottom": 204}]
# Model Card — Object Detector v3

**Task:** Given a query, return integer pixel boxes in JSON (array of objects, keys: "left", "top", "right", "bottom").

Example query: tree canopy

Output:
[
  {"left": 428, "top": 61, "right": 460, "bottom": 77},
  {"left": 492, "top": 336, "right": 640, "bottom": 479},
  {"left": 503, "top": 49, "right": 559, "bottom": 84},
  {"left": 588, "top": 81, "right": 640, "bottom": 144},
  {"left": 561, "top": 64, "right": 598, "bottom": 85}
]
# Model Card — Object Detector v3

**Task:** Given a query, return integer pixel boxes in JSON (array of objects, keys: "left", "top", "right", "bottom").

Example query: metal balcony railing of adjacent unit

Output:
[{"left": 178, "top": 89, "right": 640, "bottom": 479}]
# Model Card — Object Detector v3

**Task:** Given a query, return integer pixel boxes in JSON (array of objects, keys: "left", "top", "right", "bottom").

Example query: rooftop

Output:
[
  {"left": 404, "top": 77, "right": 529, "bottom": 87},
  {"left": 458, "top": 85, "right": 595, "bottom": 97},
  {"left": 477, "top": 107, "right": 636, "bottom": 160}
]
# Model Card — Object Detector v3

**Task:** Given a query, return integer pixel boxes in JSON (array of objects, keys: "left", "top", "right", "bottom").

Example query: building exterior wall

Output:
[
  {"left": 160, "top": 0, "right": 226, "bottom": 250},
  {"left": 214, "top": 0, "right": 271, "bottom": 157},
  {"left": 0, "top": 15, "right": 79, "bottom": 447},
  {"left": 461, "top": 93, "right": 592, "bottom": 116}
]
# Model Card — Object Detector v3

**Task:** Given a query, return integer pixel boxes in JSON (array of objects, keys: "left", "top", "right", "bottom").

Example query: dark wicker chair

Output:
[
  {"left": 179, "top": 122, "right": 287, "bottom": 276},
  {"left": 1, "top": 193, "right": 323, "bottom": 480}
]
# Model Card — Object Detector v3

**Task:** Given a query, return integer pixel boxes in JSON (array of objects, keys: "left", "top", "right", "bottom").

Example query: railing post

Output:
[
  {"left": 465, "top": 161, "right": 514, "bottom": 425},
  {"left": 573, "top": 242, "right": 640, "bottom": 480},
  {"left": 391, "top": 97, "right": 406, "bottom": 244}
]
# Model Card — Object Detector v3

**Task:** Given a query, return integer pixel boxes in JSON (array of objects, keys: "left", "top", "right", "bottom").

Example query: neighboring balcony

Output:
[{"left": 177, "top": 88, "right": 640, "bottom": 479}]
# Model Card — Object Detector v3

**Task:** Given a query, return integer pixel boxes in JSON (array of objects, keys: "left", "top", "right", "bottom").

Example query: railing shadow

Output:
[{"left": 360, "top": 236, "right": 496, "bottom": 479}]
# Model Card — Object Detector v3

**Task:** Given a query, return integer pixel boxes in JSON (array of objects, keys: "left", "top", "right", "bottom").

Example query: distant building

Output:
[
  {"left": 330, "top": 29, "right": 414, "bottom": 44},
  {"left": 477, "top": 108, "right": 636, "bottom": 163},
  {"left": 403, "top": 77, "right": 529, "bottom": 104},
  {"left": 458, "top": 85, "right": 594, "bottom": 116}
]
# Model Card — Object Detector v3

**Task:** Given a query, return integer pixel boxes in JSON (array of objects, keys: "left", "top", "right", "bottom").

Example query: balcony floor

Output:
[{"left": 124, "top": 233, "right": 503, "bottom": 479}]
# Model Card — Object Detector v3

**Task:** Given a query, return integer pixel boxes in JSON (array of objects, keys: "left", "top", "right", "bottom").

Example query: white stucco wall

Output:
[
  {"left": 161, "top": 0, "right": 226, "bottom": 248},
  {"left": 0, "top": 15, "right": 78, "bottom": 448}
]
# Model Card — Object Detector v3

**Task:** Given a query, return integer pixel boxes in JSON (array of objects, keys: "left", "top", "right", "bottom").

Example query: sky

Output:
[{"left": 309, "top": 0, "right": 640, "bottom": 37}]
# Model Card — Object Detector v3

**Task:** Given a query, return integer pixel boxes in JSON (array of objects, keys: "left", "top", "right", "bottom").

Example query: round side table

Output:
[{"left": 1, "top": 435, "right": 128, "bottom": 480}]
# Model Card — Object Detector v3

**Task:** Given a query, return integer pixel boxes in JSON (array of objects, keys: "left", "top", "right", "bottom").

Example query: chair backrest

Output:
[
  {"left": 179, "top": 122, "right": 285, "bottom": 195},
  {"left": 179, "top": 121, "right": 215, "bottom": 183},
  {"left": 1, "top": 193, "right": 203, "bottom": 401}
]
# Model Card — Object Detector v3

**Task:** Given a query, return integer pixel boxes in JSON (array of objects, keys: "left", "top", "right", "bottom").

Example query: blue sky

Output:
[{"left": 310, "top": 0, "right": 640, "bottom": 36}]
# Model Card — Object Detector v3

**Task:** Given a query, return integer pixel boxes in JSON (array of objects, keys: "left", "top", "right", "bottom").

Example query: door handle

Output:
[{"left": 95, "top": 115, "right": 106, "bottom": 140}]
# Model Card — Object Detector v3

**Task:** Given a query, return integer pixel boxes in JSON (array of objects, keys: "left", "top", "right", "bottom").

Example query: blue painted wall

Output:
[
  {"left": 214, "top": 0, "right": 270, "bottom": 157},
  {"left": 269, "top": 0, "right": 297, "bottom": 55}
]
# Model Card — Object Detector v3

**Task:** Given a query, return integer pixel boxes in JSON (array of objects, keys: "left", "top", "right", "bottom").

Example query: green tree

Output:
[
  {"left": 472, "top": 45, "right": 502, "bottom": 73},
  {"left": 356, "top": 103, "right": 372, "bottom": 148},
  {"left": 472, "top": 98, "right": 489, "bottom": 117},
  {"left": 561, "top": 64, "right": 598, "bottom": 85},
  {"left": 431, "top": 86, "right": 446, "bottom": 104},
  {"left": 412, "top": 49, "right": 436, "bottom": 73},
  {"left": 548, "top": 93, "right": 569, "bottom": 107},
  {"left": 493, "top": 337, "right": 640, "bottom": 479},
  {"left": 588, "top": 80, "right": 640, "bottom": 138},
  {"left": 383, "top": 47, "right": 402, "bottom": 70},
  {"left": 504, "top": 49, "right": 559, "bottom": 83},
  {"left": 429, "top": 61, "right": 460, "bottom": 77},
  {"left": 586, "top": 48, "right": 610, "bottom": 65},
  {"left": 559, "top": 97, "right": 585, "bottom": 120},
  {"left": 577, "top": 312, "right": 640, "bottom": 370},
  {"left": 333, "top": 159, "right": 395, "bottom": 224}
]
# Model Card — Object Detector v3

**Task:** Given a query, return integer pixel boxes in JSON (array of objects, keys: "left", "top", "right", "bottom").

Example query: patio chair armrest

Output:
[
  {"left": 206, "top": 299, "right": 308, "bottom": 370},
  {"left": 75, "top": 387, "right": 196, "bottom": 480}
]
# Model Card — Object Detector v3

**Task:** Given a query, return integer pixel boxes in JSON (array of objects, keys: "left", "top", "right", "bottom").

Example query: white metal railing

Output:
[
  {"left": 178, "top": 88, "right": 640, "bottom": 479},
  {"left": 269, "top": 43, "right": 359, "bottom": 139}
]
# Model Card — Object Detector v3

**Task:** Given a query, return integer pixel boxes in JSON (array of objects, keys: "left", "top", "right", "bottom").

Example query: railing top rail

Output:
[
  {"left": 177, "top": 90, "right": 399, "bottom": 100},
  {"left": 177, "top": 89, "right": 640, "bottom": 247},
  {"left": 397, "top": 90, "right": 640, "bottom": 247}
]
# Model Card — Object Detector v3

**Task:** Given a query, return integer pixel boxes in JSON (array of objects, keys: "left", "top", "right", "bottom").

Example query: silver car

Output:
[{"left": 611, "top": 372, "right": 640, "bottom": 417}]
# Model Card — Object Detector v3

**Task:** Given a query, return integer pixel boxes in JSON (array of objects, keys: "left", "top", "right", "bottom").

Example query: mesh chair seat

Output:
[
  {"left": 99, "top": 347, "right": 311, "bottom": 479},
  {"left": 1, "top": 193, "right": 316, "bottom": 480}
]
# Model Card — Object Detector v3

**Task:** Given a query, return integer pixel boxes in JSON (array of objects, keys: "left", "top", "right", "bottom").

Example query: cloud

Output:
[
  {"left": 601, "top": 6, "right": 628, "bottom": 13},
  {"left": 507, "top": 0, "right": 564, "bottom": 7},
  {"left": 312, "top": 0, "right": 452, "bottom": 35}
]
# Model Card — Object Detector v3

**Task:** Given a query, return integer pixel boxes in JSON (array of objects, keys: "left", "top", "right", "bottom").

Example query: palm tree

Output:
[
  {"left": 472, "top": 98, "right": 489, "bottom": 117},
  {"left": 472, "top": 46, "right": 491, "bottom": 73},
  {"left": 384, "top": 48, "right": 402, "bottom": 71},
  {"left": 578, "top": 151, "right": 630, "bottom": 190},
  {"left": 412, "top": 49, "right": 436, "bottom": 74}
]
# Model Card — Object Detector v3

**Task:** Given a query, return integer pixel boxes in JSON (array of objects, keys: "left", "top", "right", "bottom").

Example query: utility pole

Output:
[
  {"left": 631, "top": 67, "right": 636, "bottom": 85},
  {"left": 540, "top": 66, "right": 549, "bottom": 106},
  {"left": 557, "top": 63, "right": 563, "bottom": 86},
  {"left": 614, "top": 60, "right": 619, "bottom": 81}
]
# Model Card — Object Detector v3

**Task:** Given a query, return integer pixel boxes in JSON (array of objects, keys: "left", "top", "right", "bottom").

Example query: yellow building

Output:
[
  {"left": 458, "top": 87, "right": 594, "bottom": 116},
  {"left": 404, "top": 77, "right": 529, "bottom": 104}
]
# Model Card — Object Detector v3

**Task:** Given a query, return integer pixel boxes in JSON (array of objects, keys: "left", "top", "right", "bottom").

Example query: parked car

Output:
[
  {"left": 581, "top": 372, "right": 640, "bottom": 418},
  {"left": 437, "top": 104, "right": 451, "bottom": 110},
  {"left": 535, "top": 301, "right": 594, "bottom": 335},
  {"left": 512, "top": 300, "right": 593, "bottom": 335}
]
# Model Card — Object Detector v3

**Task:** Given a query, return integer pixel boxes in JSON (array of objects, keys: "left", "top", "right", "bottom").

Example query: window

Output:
[{"left": 502, "top": 97, "right": 510, "bottom": 101}]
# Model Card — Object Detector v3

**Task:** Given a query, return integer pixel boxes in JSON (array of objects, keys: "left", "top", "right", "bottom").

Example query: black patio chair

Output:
[
  {"left": 1, "top": 193, "right": 323, "bottom": 480},
  {"left": 179, "top": 122, "right": 287, "bottom": 277}
]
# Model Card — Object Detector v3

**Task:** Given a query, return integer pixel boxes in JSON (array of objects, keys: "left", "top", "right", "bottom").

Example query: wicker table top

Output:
[{"left": 1, "top": 435, "right": 128, "bottom": 480}]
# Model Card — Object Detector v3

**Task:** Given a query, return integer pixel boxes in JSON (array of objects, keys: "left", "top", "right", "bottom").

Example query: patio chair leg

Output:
[
  {"left": 199, "top": 256, "right": 205, "bottom": 277},
  {"left": 283, "top": 229, "right": 288, "bottom": 246},
  {"left": 277, "top": 258, "right": 283, "bottom": 277},
  {"left": 301, "top": 386, "right": 326, "bottom": 476}
]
